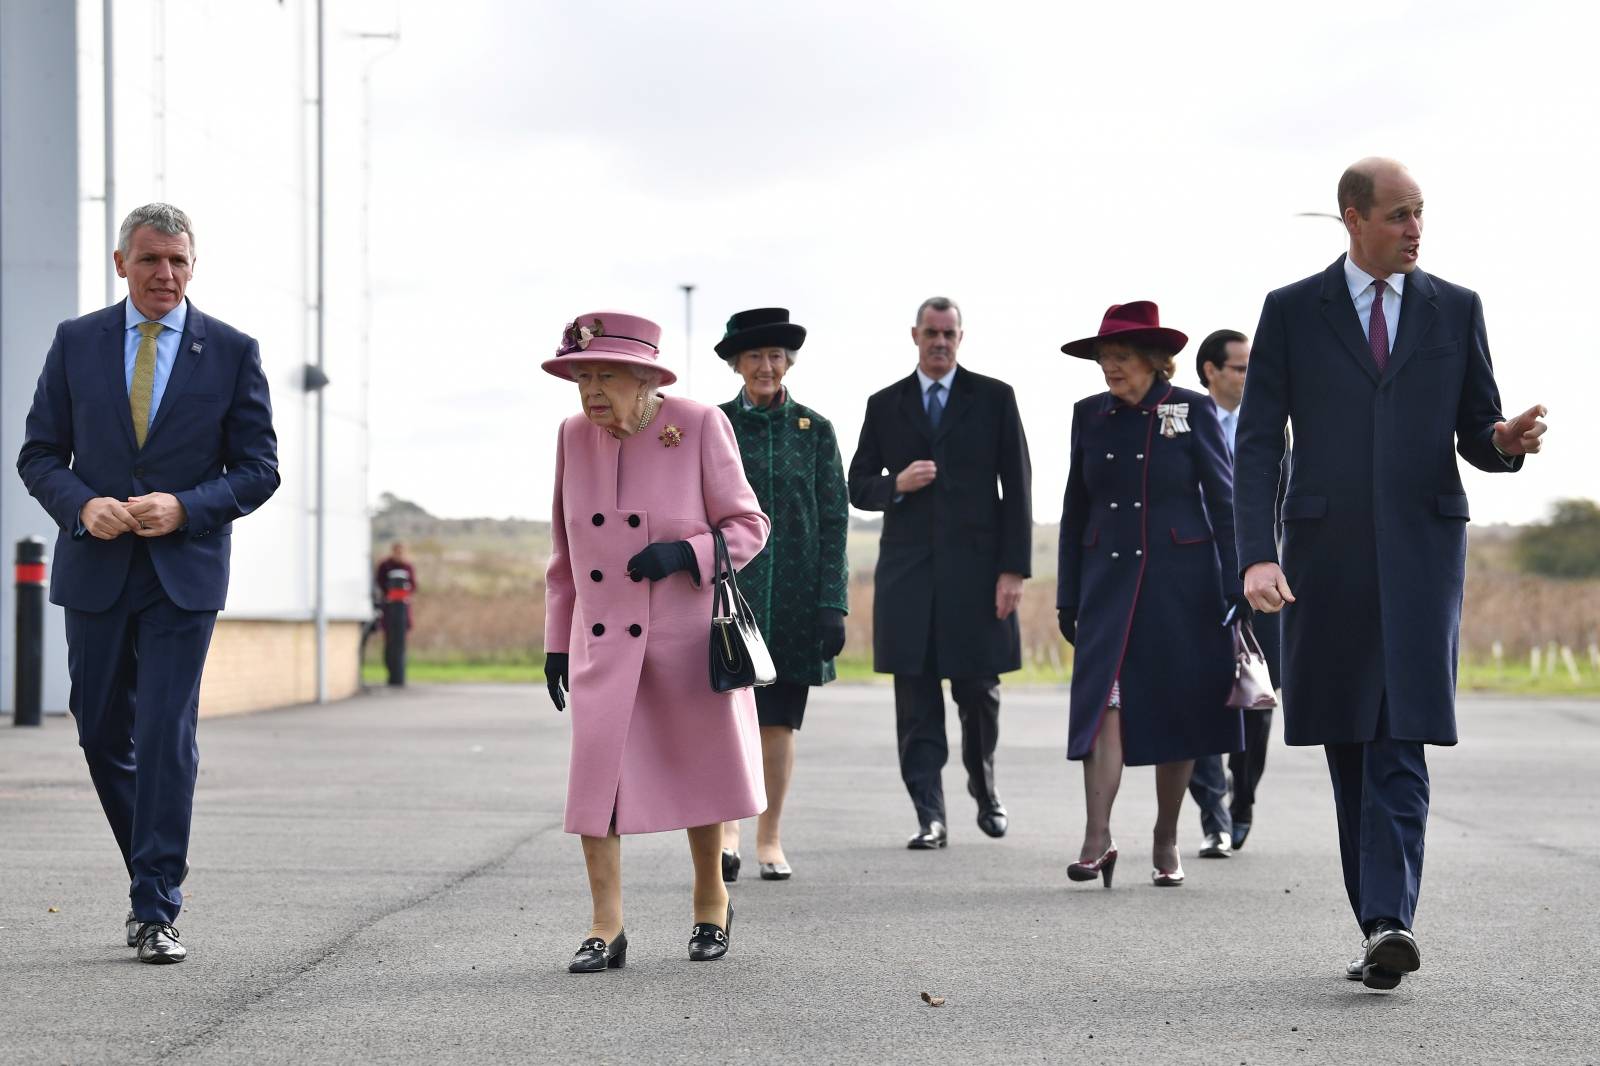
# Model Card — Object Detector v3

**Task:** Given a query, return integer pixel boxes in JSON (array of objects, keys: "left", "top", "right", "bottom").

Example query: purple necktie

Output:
[{"left": 1368, "top": 280, "right": 1390, "bottom": 373}]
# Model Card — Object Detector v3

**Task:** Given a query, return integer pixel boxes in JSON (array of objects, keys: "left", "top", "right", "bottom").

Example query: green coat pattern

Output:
[{"left": 719, "top": 391, "right": 850, "bottom": 686}]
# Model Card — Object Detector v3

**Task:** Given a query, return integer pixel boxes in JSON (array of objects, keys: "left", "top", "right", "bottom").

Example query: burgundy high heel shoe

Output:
[{"left": 1068, "top": 843, "right": 1118, "bottom": 887}]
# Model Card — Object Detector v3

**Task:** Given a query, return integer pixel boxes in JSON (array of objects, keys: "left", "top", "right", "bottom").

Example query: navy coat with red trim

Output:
[
  {"left": 1057, "top": 381, "right": 1244, "bottom": 765},
  {"left": 1234, "top": 258, "right": 1521, "bottom": 746}
]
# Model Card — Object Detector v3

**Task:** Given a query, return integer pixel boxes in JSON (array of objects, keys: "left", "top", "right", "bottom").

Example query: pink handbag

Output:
[{"left": 1227, "top": 617, "right": 1278, "bottom": 711}]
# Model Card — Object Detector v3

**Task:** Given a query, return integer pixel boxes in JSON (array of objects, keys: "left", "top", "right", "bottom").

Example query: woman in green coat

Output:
[{"left": 716, "top": 308, "right": 850, "bottom": 882}]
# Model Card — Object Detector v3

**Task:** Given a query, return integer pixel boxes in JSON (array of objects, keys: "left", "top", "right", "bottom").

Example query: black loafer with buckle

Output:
[
  {"left": 568, "top": 930, "right": 628, "bottom": 973},
  {"left": 688, "top": 903, "right": 733, "bottom": 962}
]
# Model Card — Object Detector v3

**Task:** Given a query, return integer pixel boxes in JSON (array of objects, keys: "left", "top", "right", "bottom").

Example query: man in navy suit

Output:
[
  {"left": 17, "top": 203, "right": 279, "bottom": 964},
  {"left": 1235, "top": 159, "right": 1545, "bottom": 990}
]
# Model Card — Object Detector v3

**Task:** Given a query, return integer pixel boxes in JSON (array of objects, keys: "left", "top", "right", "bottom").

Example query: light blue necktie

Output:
[{"left": 927, "top": 382, "right": 945, "bottom": 429}]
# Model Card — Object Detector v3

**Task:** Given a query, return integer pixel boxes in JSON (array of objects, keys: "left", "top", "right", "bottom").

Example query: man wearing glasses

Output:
[{"left": 1188, "top": 329, "right": 1281, "bottom": 857}]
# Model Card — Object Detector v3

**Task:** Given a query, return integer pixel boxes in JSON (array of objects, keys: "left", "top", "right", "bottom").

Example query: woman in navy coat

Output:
[{"left": 1056, "top": 303, "right": 1245, "bottom": 887}]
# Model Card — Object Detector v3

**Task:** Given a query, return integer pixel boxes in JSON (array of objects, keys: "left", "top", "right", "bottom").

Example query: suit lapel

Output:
[
  {"left": 896, "top": 372, "right": 931, "bottom": 444},
  {"left": 1382, "top": 269, "right": 1437, "bottom": 383},
  {"left": 145, "top": 302, "right": 208, "bottom": 444},
  {"left": 100, "top": 299, "right": 139, "bottom": 449},
  {"left": 1318, "top": 256, "right": 1380, "bottom": 387},
  {"left": 932, "top": 367, "right": 975, "bottom": 443}
]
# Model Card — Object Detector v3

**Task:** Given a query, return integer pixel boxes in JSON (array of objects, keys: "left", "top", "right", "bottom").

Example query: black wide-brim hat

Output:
[
  {"left": 1060, "top": 300, "right": 1188, "bottom": 359},
  {"left": 715, "top": 307, "right": 807, "bottom": 360}
]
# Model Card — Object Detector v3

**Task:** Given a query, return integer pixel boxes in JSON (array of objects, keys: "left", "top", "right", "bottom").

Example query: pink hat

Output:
[{"left": 542, "top": 311, "right": 678, "bottom": 385}]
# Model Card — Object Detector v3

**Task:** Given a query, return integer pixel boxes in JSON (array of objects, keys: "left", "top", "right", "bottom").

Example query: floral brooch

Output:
[
  {"left": 560, "top": 316, "right": 605, "bottom": 353},
  {"left": 659, "top": 424, "right": 683, "bottom": 448}
]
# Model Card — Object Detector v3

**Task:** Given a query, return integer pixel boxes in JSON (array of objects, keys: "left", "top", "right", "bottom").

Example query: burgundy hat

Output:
[
  {"left": 1060, "top": 301, "right": 1188, "bottom": 360},
  {"left": 542, "top": 311, "right": 677, "bottom": 386}
]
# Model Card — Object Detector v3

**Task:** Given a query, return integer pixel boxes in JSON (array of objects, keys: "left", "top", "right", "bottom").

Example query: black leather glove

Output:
[
  {"left": 544, "top": 652, "right": 569, "bottom": 712},
  {"left": 817, "top": 608, "right": 847, "bottom": 659},
  {"left": 1057, "top": 609, "right": 1077, "bottom": 645},
  {"left": 626, "top": 540, "right": 697, "bottom": 583}
]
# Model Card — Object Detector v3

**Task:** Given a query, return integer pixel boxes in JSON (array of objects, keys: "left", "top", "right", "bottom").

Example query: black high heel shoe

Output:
[
  {"left": 1067, "top": 843, "right": 1118, "bottom": 887},
  {"left": 688, "top": 902, "right": 733, "bottom": 962},
  {"left": 568, "top": 930, "right": 627, "bottom": 973},
  {"left": 721, "top": 849, "right": 741, "bottom": 883}
]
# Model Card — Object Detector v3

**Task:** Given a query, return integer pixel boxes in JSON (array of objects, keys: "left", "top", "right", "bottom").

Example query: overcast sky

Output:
[{"left": 349, "top": 0, "right": 1597, "bottom": 526}]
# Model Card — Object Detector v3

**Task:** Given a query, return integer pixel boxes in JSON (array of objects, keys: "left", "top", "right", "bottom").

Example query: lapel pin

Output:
[
  {"left": 797, "top": 417, "right": 811, "bottom": 430},
  {"left": 659, "top": 424, "right": 683, "bottom": 448},
  {"left": 190, "top": 341, "right": 203, "bottom": 354}
]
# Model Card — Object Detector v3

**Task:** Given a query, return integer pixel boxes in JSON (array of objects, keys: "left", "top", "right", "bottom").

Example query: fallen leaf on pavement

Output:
[
  {"left": 920, "top": 992, "right": 945, "bottom": 1007},
  {"left": 47, "top": 907, "right": 59, "bottom": 913}
]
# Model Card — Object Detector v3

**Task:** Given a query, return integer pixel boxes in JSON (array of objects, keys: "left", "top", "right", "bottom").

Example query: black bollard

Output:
[
  {"left": 14, "top": 537, "right": 46, "bottom": 726},
  {"left": 382, "top": 570, "right": 411, "bottom": 687}
]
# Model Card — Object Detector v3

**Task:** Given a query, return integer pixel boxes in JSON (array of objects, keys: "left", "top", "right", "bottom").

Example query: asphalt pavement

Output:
[{"left": 1, "top": 683, "right": 1596, "bottom": 1065}]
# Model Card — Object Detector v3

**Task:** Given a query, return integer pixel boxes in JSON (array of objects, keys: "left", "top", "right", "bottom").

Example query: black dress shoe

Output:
[
  {"left": 721, "top": 849, "right": 741, "bottom": 884},
  {"left": 976, "top": 810, "right": 1008, "bottom": 838},
  {"left": 906, "top": 821, "right": 948, "bottom": 850},
  {"left": 568, "top": 930, "right": 627, "bottom": 973},
  {"left": 1230, "top": 822, "right": 1252, "bottom": 851},
  {"left": 688, "top": 902, "right": 733, "bottom": 961},
  {"left": 1361, "top": 921, "right": 1421, "bottom": 990},
  {"left": 134, "top": 922, "right": 187, "bottom": 964},
  {"left": 127, "top": 862, "right": 190, "bottom": 947},
  {"left": 1198, "top": 832, "right": 1233, "bottom": 858},
  {"left": 758, "top": 861, "right": 792, "bottom": 881}
]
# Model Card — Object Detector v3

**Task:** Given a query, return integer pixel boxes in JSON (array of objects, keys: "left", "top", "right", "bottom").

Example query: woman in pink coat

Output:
[{"left": 541, "top": 311, "right": 771, "bottom": 973}]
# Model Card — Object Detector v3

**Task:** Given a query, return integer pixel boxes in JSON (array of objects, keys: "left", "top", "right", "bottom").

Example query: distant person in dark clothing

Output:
[{"left": 374, "top": 541, "right": 416, "bottom": 630}]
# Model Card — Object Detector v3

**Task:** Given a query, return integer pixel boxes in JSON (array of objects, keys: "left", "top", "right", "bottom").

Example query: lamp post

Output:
[{"left": 679, "top": 283, "right": 695, "bottom": 397}]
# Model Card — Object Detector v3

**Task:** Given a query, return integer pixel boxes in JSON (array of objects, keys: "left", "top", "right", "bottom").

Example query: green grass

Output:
[{"left": 366, "top": 654, "right": 1600, "bottom": 696}]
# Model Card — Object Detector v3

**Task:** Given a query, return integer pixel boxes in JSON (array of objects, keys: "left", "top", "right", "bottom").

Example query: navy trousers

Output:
[
  {"left": 1323, "top": 703, "right": 1429, "bottom": 934},
  {"left": 1228, "top": 706, "right": 1273, "bottom": 824},
  {"left": 1188, "top": 754, "right": 1232, "bottom": 837},
  {"left": 65, "top": 543, "right": 217, "bottom": 924},
  {"left": 893, "top": 674, "right": 1000, "bottom": 827}
]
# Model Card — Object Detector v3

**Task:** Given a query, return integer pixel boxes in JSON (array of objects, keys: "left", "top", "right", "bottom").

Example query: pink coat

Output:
[{"left": 546, "top": 396, "right": 771, "bottom": 836}]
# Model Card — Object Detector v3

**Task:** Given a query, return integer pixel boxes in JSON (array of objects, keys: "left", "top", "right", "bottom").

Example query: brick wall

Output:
[{"left": 198, "top": 620, "right": 361, "bottom": 717}]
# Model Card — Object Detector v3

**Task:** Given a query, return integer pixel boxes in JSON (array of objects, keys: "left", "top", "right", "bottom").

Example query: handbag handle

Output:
[
  {"left": 711, "top": 528, "right": 735, "bottom": 619},
  {"left": 1234, "top": 616, "right": 1266, "bottom": 661}
]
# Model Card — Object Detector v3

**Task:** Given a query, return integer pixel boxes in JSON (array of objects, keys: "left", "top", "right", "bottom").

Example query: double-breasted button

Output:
[
  {"left": 628, "top": 624, "right": 642, "bottom": 637},
  {"left": 1133, "top": 502, "right": 1142, "bottom": 509},
  {"left": 1135, "top": 549, "right": 1143, "bottom": 556},
  {"left": 1110, "top": 551, "right": 1121, "bottom": 559},
  {"left": 1105, "top": 452, "right": 1115, "bottom": 460},
  {"left": 590, "top": 570, "right": 603, "bottom": 582},
  {"left": 591, "top": 623, "right": 605, "bottom": 636},
  {"left": 1136, "top": 453, "right": 1145, "bottom": 460},
  {"left": 591, "top": 513, "right": 605, "bottom": 526},
  {"left": 1109, "top": 502, "right": 1119, "bottom": 510},
  {"left": 627, "top": 515, "right": 641, "bottom": 528}
]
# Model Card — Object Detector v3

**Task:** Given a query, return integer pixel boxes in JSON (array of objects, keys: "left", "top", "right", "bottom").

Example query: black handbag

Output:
[
  {"left": 1226, "top": 614, "right": 1278, "bottom": 711},
  {"left": 709, "top": 529, "right": 776, "bottom": 693}
]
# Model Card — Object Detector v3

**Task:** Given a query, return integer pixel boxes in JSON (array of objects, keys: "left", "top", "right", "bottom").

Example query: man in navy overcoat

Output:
[
  {"left": 16, "top": 203, "right": 279, "bottom": 964},
  {"left": 1234, "top": 159, "right": 1545, "bottom": 991},
  {"left": 849, "top": 296, "right": 1032, "bottom": 849}
]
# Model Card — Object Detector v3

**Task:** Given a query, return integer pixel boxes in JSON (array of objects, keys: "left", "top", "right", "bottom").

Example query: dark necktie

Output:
[
  {"left": 926, "top": 381, "right": 945, "bottom": 429},
  {"left": 1368, "top": 280, "right": 1390, "bottom": 373}
]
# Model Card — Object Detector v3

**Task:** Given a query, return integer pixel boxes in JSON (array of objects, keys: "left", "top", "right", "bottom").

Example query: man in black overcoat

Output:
[
  {"left": 848, "top": 296, "right": 1033, "bottom": 848},
  {"left": 1235, "top": 158, "right": 1547, "bottom": 991}
]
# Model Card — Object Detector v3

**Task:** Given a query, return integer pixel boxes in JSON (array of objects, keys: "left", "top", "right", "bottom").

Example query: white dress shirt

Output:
[{"left": 1344, "top": 255, "right": 1403, "bottom": 352}]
